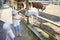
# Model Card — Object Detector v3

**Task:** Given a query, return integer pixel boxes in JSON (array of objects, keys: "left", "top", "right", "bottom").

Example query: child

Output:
[
  {"left": 12, "top": 9, "right": 21, "bottom": 37},
  {"left": 3, "top": 22, "right": 15, "bottom": 40}
]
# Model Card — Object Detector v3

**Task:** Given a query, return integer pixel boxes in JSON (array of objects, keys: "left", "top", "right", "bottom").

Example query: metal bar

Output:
[
  {"left": 35, "top": 15, "right": 60, "bottom": 27},
  {"left": 29, "top": 1, "right": 58, "bottom": 4},
  {"left": 29, "top": 1, "right": 58, "bottom": 3}
]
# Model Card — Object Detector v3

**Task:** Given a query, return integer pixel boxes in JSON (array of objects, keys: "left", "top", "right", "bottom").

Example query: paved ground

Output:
[
  {"left": 14, "top": 22, "right": 32, "bottom": 40},
  {"left": 0, "top": 20, "right": 32, "bottom": 40},
  {"left": 43, "top": 4, "right": 60, "bottom": 23}
]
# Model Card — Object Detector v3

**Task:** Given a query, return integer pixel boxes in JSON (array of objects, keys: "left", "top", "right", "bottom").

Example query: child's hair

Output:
[{"left": 12, "top": 14, "right": 15, "bottom": 16}]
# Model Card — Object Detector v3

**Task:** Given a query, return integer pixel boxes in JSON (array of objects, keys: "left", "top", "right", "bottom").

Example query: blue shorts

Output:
[{"left": 14, "top": 25, "right": 20, "bottom": 32}]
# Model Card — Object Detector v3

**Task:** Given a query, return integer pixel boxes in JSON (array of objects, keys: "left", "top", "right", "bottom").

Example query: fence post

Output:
[
  {"left": 40, "top": 10, "right": 43, "bottom": 27},
  {"left": 26, "top": 0, "right": 29, "bottom": 24}
]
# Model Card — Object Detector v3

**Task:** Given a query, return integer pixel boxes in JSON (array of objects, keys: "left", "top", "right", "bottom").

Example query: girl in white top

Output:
[{"left": 12, "top": 9, "right": 21, "bottom": 36}]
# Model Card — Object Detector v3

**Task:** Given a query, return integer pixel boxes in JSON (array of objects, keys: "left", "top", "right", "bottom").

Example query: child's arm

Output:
[
  {"left": 13, "top": 15, "right": 24, "bottom": 20},
  {"left": 13, "top": 17, "right": 20, "bottom": 20},
  {"left": 8, "top": 29, "right": 15, "bottom": 40},
  {"left": 8, "top": 33, "right": 13, "bottom": 40}
]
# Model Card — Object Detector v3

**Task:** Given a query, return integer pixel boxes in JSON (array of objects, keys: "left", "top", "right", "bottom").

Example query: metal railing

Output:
[
  {"left": 18, "top": 8, "right": 60, "bottom": 27},
  {"left": 18, "top": 8, "right": 60, "bottom": 40},
  {"left": 29, "top": 0, "right": 60, "bottom": 4},
  {"left": 32, "top": 14, "right": 60, "bottom": 40},
  {"left": 34, "top": 15, "right": 60, "bottom": 27}
]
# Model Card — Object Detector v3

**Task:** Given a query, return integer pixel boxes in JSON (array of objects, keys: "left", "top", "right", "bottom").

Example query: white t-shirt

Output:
[{"left": 12, "top": 14, "right": 21, "bottom": 27}]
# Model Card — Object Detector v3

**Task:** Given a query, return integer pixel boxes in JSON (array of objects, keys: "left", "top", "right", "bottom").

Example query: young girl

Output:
[{"left": 12, "top": 9, "right": 21, "bottom": 37}]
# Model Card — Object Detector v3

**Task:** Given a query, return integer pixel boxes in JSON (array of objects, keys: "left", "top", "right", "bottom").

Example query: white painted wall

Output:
[{"left": 0, "top": 4, "right": 12, "bottom": 24}]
